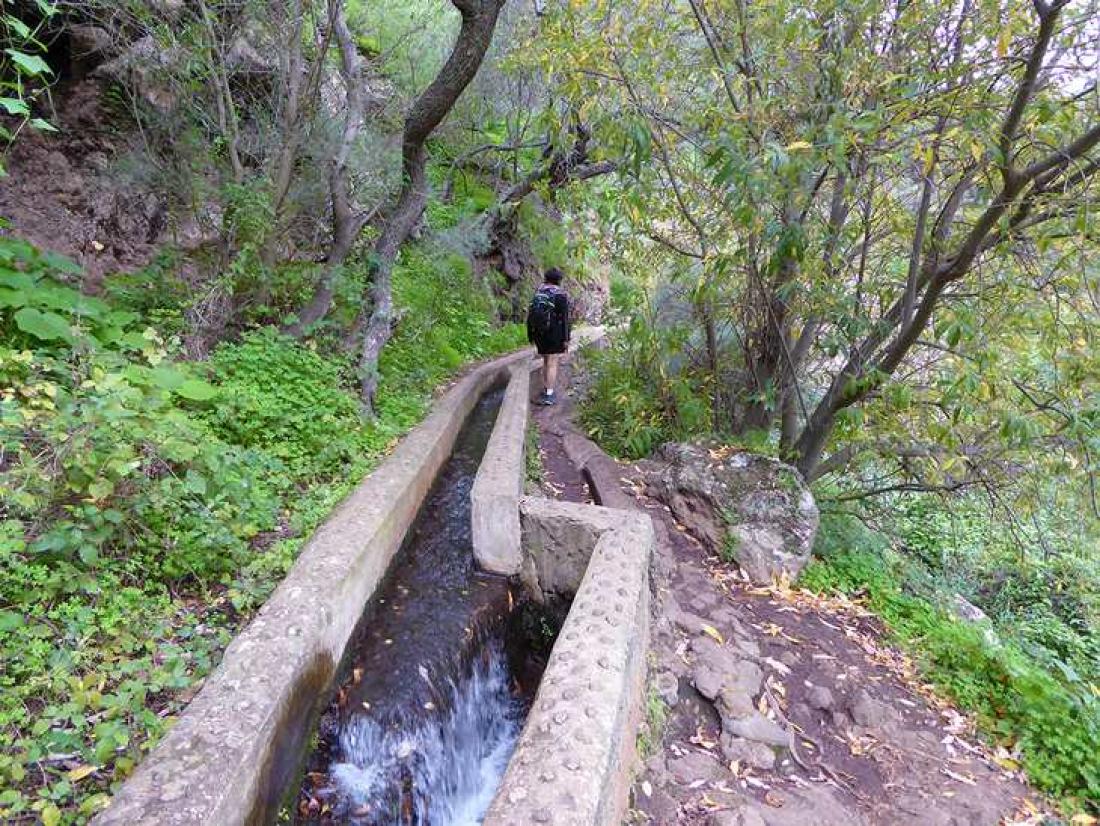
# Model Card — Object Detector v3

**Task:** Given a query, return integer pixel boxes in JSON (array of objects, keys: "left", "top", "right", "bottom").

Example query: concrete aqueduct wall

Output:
[
  {"left": 472, "top": 347, "right": 654, "bottom": 826},
  {"left": 94, "top": 330, "right": 653, "bottom": 826}
]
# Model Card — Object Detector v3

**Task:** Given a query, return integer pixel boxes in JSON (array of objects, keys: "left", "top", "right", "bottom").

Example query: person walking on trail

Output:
[{"left": 527, "top": 267, "right": 571, "bottom": 406}]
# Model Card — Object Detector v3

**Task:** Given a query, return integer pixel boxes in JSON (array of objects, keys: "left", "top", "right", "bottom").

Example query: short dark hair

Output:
[{"left": 544, "top": 267, "right": 563, "bottom": 285}]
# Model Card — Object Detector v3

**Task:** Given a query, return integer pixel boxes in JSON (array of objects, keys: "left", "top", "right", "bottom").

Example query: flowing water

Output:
[{"left": 294, "top": 388, "right": 537, "bottom": 825}]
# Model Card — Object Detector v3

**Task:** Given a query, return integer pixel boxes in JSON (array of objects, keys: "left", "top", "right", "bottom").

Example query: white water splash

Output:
[{"left": 329, "top": 641, "right": 521, "bottom": 825}]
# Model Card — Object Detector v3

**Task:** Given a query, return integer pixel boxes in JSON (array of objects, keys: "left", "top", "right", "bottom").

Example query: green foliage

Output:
[
  {"left": 524, "top": 421, "right": 543, "bottom": 490},
  {"left": 205, "top": 331, "right": 373, "bottom": 480},
  {"left": 345, "top": 0, "right": 458, "bottom": 93},
  {"left": 425, "top": 175, "right": 497, "bottom": 230},
  {"left": 803, "top": 534, "right": 1100, "bottom": 810},
  {"left": 579, "top": 316, "right": 709, "bottom": 459},
  {"left": 0, "top": 0, "right": 58, "bottom": 172},
  {"left": 377, "top": 243, "right": 525, "bottom": 424},
  {"left": 0, "top": 234, "right": 523, "bottom": 823},
  {"left": 636, "top": 686, "right": 668, "bottom": 759}
]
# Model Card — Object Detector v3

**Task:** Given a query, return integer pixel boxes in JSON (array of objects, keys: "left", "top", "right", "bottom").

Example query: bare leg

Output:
[{"left": 545, "top": 353, "right": 560, "bottom": 394}]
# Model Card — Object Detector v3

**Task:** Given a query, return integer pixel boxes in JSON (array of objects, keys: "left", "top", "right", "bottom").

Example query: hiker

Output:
[{"left": 526, "top": 267, "right": 571, "bottom": 405}]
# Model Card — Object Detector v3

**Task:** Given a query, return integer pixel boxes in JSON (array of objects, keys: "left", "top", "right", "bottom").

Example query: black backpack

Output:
[{"left": 528, "top": 288, "right": 559, "bottom": 338}]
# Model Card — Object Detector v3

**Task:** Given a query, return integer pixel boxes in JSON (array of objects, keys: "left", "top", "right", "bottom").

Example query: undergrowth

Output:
[
  {"left": 802, "top": 520, "right": 1100, "bottom": 812},
  {"left": 0, "top": 235, "right": 522, "bottom": 824}
]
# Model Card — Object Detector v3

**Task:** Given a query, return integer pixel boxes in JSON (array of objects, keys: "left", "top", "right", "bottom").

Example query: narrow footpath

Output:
[{"left": 530, "top": 354, "right": 1045, "bottom": 826}]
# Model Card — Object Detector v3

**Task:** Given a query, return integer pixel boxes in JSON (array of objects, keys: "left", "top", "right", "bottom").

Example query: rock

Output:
[
  {"left": 673, "top": 606, "right": 714, "bottom": 636},
  {"left": 68, "top": 25, "right": 114, "bottom": 59},
  {"left": 720, "top": 733, "right": 776, "bottom": 770},
  {"left": 644, "top": 788, "right": 681, "bottom": 822},
  {"left": 647, "top": 443, "right": 819, "bottom": 583},
  {"left": 708, "top": 810, "right": 765, "bottom": 826},
  {"left": 724, "top": 712, "right": 790, "bottom": 747},
  {"left": 692, "top": 662, "right": 725, "bottom": 701},
  {"left": 790, "top": 702, "right": 812, "bottom": 722},
  {"left": 225, "top": 36, "right": 277, "bottom": 75},
  {"left": 807, "top": 685, "right": 835, "bottom": 711},
  {"left": 717, "top": 686, "right": 756, "bottom": 719},
  {"left": 708, "top": 810, "right": 766, "bottom": 826},
  {"left": 848, "top": 689, "right": 900, "bottom": 727},
  {"left": 691, "top": 636, "right": 741, "bottom": 675},
  {"left": 668, "top": 751, "right": 726, "bottom": 784},
  {"left": 150, "top": 0, "right": 185, "bottom": 15},
  {"left": 690, "top": 637, "right": 762, "bottom": 708},
  {"left": 655, "top": 670, "right": 680, "bottom": 708},
  {"left": 94, "top": 35, "right": 180, "bottom": 112},
  {"left": 951, "top": 594, "right": 988, "bottom": 623},
  {"left": 732, "top": 636, "right": 761, "bottom": 659},
  {"left": 690, "top": 592, "right": 718, "bottom": 612}
]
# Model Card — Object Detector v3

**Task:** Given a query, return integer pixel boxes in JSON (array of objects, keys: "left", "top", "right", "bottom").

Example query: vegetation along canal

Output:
[{"left": 291, "top": 387, "right": 549, "bottom": 825}]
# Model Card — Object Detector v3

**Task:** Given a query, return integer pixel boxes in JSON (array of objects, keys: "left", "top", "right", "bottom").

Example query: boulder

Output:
[
  {"left": 719, "top": 733, "right": 776, "bottom": 770},
  {"left": 848, "top": 689, "right": 900, "bottom": 728},
  {"left": 806, "top": 685, "right": 835, "bottom": 711},
  {"left": 951, "top": 594, "right": 988, "bottom": 623},
  {"left": 668, "top": 751, "right": 726, "bottom": 785},
  {"left": 723, "top": 711, "right": 790, "bottom": 747},
  {"left": 68, "top": 25, "right": 114, "bottom": 59},
  {"left": 648, "top": 443, "right": 819, "bottom": 583}
]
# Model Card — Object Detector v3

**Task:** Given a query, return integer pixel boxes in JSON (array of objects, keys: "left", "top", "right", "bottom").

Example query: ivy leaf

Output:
[
  {"left": 0, "top": 610, "right": 23, "bottom": 632},
  {"left": 0, "top": 287, "right": 25, "bottom": 307},
  {"left": 0, "top": 96, "right": 29, "bottom": 116},
  {"left": 4, "top": 48, "right": 52, "bottom": 77},
  {"left": 175, "top": 379, "right": 218, "bottom": 401},
  {"left": 4, "top": 15, "right": 33, "bottom": 40},
  {"left": 29, "top": 117, "right": 57, "bottom": 132},
  {"left": 148, "top": 366, "right": 186, "bottom": 391},
  {"left": 14, "top": 307, "right": 73, "bottom": 342}
]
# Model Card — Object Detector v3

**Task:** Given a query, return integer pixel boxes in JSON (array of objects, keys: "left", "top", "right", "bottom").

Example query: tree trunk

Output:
[
  {"left": 285, "top": 1, "right": 368, "bottom": 336},
  {"left": 356, "top": 0, "right": 506, "bottom": 410}
]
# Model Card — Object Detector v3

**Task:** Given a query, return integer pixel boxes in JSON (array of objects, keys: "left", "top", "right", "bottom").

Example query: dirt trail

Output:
[{"left": 531, "top": 354, "right": 1045, "bottom": 826}]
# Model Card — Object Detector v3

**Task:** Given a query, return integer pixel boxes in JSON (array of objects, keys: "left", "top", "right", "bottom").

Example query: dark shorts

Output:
[{"left": 535, "top": 338, "right": 567, "bottom": 355}]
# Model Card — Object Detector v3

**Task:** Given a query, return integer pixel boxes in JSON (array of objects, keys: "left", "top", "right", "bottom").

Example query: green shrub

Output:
[{"left": 579, "top": 318, "right": 708, "bottom": 458}]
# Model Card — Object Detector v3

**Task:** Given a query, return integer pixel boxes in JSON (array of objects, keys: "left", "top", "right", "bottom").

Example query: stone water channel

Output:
[
  {"left": 294, "top": 388, "right": 548, "bottom": 825},
  {"left": 91, "top": 338, "right": 652, "bottom": 826}
]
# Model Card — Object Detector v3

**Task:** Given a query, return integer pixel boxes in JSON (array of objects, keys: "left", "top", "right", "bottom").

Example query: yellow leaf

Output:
[
  {"left": 42, "top": 804, "right": 62, "bottom": 826},
  {"left": 69, "top": 763, "right": 98, "bottom": 782},
  {"left": 997, "top": 28, "right": 1010, "bottom": 58},
  {"left": 700, "top": 623, "right": 724, "bottom": 644},
  {"left": 786, "top": 141, "right": 812, "bottom": 151}
]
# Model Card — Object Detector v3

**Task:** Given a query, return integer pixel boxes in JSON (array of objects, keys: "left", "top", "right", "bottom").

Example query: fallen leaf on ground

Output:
[
  {"left": 941, "top": 768, "right": 976, "bottom": 785},
  {"left": 700, "top": 623, "right": 724, "bottom": 644},
  {"left": 67, "top": 764, "right": 97, "bottom": 782}
]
